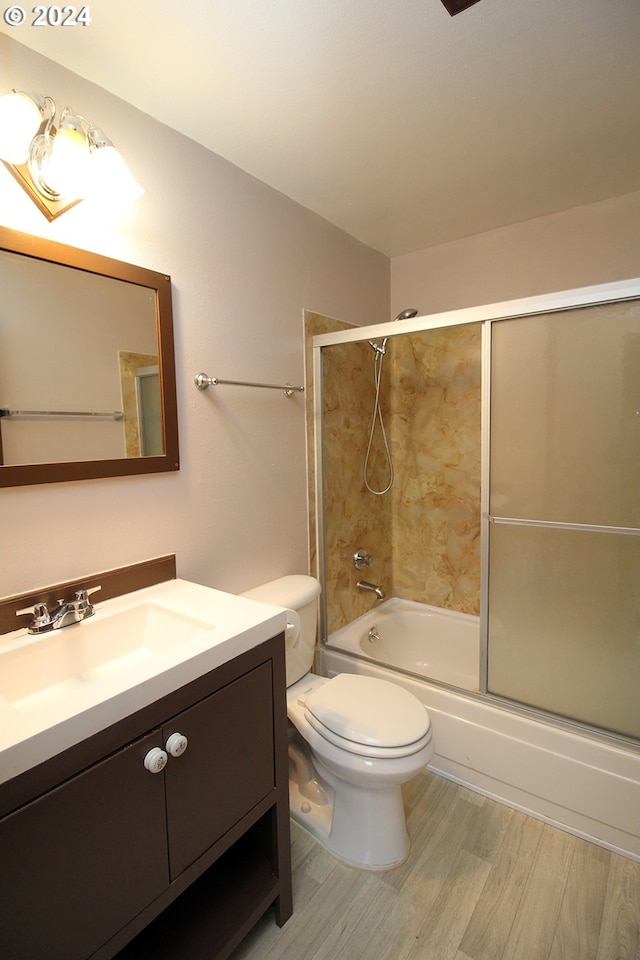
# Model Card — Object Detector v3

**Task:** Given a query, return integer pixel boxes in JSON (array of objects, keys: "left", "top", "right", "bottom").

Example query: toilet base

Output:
[{"left": 288, "top": 734, "right": 412, "bottom": 870}]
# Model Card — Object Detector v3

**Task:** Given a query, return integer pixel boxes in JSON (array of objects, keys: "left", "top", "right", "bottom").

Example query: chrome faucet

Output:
[
  {"left": 17, "top": 586, "right": 101, "bottom": 634},
  {"left": 356, "top": 580, "right": 385, "bottom": 601}
]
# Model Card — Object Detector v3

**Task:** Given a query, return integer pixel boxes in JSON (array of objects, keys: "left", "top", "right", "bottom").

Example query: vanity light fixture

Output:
[{"left": 0, "top": 90, "right": 143, "bottom": 220}]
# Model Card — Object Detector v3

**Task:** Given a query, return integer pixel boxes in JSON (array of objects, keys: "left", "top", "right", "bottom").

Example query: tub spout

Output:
[{"left": 357, "top": 580, "right": 385, "bottom": 600}]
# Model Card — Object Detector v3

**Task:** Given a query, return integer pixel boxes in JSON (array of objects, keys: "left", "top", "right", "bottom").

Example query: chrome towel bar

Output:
[{"left": 194, "top": 372, "right": 304, "bottom": 398}]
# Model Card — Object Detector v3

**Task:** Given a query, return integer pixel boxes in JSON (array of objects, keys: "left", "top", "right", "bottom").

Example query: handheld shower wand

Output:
[{"left": 364, "top": 308, "right": 419, "bottom": 495}]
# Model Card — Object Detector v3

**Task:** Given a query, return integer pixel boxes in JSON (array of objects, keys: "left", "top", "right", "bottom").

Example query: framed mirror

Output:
[{"left": 0, "top": 226, "right": 179, "bottom": 487}]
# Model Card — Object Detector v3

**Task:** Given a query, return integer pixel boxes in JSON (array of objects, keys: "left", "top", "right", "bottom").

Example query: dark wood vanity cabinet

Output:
[
  {"left": 0, "top": 635, "right": 292, "bottom": 960},
  {"left": 163, "top": 661, "right": 275, "bottom": 880},
  {"left": 0, "top": 728, "right": 169, "bottom": 960}
]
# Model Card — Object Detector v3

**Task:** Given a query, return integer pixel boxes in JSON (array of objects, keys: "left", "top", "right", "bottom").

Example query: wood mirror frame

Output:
[{"left": 0, "top": 226, "right": 179, "bottom": 487}]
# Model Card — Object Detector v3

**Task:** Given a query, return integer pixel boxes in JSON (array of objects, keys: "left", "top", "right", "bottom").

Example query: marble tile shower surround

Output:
[
  {"left": 388, "top": 325, "right": 481, "bottom": 616},
  {"left": 305, "top": 314, "right": 481, "bottom": 638},
  {"left": 118, "top": 351, "right": 158, "bottom": 458}
]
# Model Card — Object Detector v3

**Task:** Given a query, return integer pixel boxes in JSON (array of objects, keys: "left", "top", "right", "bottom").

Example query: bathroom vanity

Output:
[{"left": 0, "top": 567, "right": 292, "bottom": 960}]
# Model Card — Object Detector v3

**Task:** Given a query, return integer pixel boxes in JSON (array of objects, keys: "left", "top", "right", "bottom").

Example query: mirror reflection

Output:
[
  {"left": 0, "top": 250, "right": 162, "bottom": 465},
  {"left": 0, "top": 226, "right": 179, "bottom": 487}
]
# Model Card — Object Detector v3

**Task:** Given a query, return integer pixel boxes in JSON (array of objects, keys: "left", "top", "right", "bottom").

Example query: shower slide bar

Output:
[
  {"left": 0, "top": 408, "right": 124, "bottom": 421},
  {"left": 194, "top": 372, "right": 304, "bottom": 398}
]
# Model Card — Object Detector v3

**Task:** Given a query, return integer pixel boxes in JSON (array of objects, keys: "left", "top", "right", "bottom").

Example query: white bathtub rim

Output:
[
  {"left": 328, "top": 596, "right": 480, "bottom": 643},
  {"left": 327, "top": 596, "right": 480, "bottom": 692}
]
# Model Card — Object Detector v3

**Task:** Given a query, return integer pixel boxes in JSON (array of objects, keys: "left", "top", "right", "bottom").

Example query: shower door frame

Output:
[{"left": 312, "top": 276, "right": 640, "bottom": 741}]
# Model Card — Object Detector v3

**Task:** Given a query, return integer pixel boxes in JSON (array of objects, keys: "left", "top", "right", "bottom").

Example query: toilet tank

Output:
[{"left": 241, "top": 575, "right": 321, "bottom": 686}]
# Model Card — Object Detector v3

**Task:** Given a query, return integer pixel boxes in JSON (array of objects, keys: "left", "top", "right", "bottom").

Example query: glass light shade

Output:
[
  {"left": 0, "top": 92, "right": 42, "bottom": 163},
  {"left": 45, "top": 125, "right": 90, "bottom": 197},
  {"left": 86, "top": 141, "right": 144, "bottom": 203}
]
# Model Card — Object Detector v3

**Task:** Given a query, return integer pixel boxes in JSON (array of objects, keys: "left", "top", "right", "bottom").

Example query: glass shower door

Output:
[{"left": 487, "top": 300, "right": 640, "bottom": 739}]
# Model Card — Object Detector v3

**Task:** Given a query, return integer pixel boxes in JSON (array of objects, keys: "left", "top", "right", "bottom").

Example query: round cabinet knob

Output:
[
  {"left": 144, "top": 747, "right": 168, "bottom": 773},
  {"left": 165, "top": 732, "right": 188, "bottom": 758}
]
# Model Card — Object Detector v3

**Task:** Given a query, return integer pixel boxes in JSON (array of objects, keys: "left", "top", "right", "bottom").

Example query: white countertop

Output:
[{"left": 0, "top": 579, "right": 286, "bottom": 786}]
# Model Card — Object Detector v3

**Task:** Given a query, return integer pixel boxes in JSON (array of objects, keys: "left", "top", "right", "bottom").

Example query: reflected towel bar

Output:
[
  {"left": 194, "top": 372, "right": 304, "bottom": 398},
  {"left": 0, "top": 408, "right": 124, "bottom": 421}
]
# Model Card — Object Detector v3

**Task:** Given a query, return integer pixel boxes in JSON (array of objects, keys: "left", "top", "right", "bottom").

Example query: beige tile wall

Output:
[{"left": 388, "top": 324, "right": 481, "bottom": 614}]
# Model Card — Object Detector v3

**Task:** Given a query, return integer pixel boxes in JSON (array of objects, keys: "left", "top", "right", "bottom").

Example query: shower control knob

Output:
[
  {"left": 353, "top": 549, "right": 373, "bottom": 570},
  {"left": 165, "top": 732, "right": 188, "bottom": 757},
  {"left": 143, "top": 747, "right": 168, "bottom": 774}
]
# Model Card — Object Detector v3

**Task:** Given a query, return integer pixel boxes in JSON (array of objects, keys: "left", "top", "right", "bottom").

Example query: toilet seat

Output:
[{"left": 300, "top": 674, "right": 431, "bottom": 760}]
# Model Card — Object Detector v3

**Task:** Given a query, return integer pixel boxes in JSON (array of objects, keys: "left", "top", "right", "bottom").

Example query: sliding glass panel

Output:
[
  {"left": 488, "top": 298, "right": 640, "bottom": 738},
  {"left": 487, "top": 523, "right": 640, "bottom": 739},
  {"left": 490, "top": 301, "right": 640, "bottom": 528}
]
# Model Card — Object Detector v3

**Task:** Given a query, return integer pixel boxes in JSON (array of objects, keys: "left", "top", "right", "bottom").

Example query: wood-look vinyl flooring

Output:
[{"left": 230, "top": 771, "right": 640, "bottom": 960}]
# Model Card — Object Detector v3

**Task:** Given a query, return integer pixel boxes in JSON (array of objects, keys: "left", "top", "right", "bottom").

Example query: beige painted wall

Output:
[
  {"left": 391, "top": 191, "right": 640, "bottom": 317},
  {"left": 0, "top": 36, "right": 389, "bottom": 600}
]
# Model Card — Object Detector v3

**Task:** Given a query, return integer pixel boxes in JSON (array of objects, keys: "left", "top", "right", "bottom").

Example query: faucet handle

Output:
[
  {"left": 353, "top": 549, "right": 374, "bottom": 570},
  {"left": 16, "top": 601, "right": 47, "bottom": 618},
  {"left": 16, "top": 601, "right": 53, "bottom": 633},
  {"left": 74, "top": 585, "right": 101, "bottom": 604},
  {"left": 73, "top": 585, "right": 101, "bottom": 617}
]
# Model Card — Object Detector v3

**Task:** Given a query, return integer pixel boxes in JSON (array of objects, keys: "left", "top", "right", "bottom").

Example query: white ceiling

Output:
[{"left": 2, "top": 0, "right": 640, "bottom": 257}]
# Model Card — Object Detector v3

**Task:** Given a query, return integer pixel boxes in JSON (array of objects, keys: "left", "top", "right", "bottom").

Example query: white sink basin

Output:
[
  {"left": 0, "top": 578, "right": 287, "bottom": 786},
  {"left": 0, "top": 603, "right": 214, "bottom": 713}
]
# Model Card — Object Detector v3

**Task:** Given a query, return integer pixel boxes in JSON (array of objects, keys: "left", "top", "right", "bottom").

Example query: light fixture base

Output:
[{"left": 1, "top": 159, "right": 82, "bottom": 221}]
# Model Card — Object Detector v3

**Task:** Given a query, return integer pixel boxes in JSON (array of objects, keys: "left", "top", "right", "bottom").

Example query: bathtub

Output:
[
  {"left": 320, "top": 602, "right": 640, "bottom": 862},
  {"left": 327, "top": 597, "right": 480, "bottom": 692}
]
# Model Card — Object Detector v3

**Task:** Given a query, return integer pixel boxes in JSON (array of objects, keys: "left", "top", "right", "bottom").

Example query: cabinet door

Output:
[
  {"left": 0, "top": 730, "right": 169, "bottom": 960},
  {"left": 164, "top": 661, "right": 275, "bottom": 877}
]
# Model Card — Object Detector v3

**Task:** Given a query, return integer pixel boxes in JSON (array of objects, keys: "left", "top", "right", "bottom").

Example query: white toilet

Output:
[{"left": 242, "top": 575, "right": 433, "bottom": 869}]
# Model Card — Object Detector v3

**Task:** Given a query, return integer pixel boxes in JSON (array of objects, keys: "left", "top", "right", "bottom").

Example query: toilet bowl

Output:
[
  {"left": 287, "top": 672, "right": 433, "bottom": 868},
  {"left": 242, "top": 575, "right": 434, "bottom": 869}
]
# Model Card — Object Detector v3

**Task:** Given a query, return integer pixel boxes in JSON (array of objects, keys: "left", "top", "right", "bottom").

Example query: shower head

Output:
[
  {"left": 393, "top": 308, "right": 418, "bottom": 322},
  {"left": 369, "top": 307, "right": 418, "bottom": 358},
  {"left": 368, "top": 309, "right": 419, "bottom": 355}
]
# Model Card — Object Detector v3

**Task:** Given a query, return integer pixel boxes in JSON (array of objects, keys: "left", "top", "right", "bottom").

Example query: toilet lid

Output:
[{"left": 303, "top": 674, "right": 430, "bottom": 748}]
